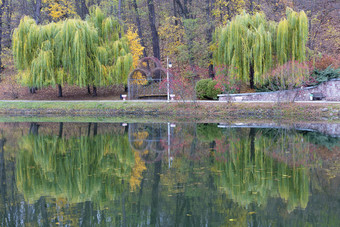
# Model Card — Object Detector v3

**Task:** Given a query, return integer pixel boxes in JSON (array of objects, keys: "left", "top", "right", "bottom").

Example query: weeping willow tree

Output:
[
  {"left": 16, "top": 133, "right": 140, "bottom": 206},
  {"left": 212, "top": 128, "right": 310, "bottom": 212},
  {"left": 213, "top": 8, "right": 308, "bottom": 88},
  {"left": 12, "top": 7, "right": 133, "bottom": 97},
  {"left": 277, "top": 8, "right": 308, "bottom": 65},
  {"left": 88, "top": 8, "right": 133, "bottom": 88}
]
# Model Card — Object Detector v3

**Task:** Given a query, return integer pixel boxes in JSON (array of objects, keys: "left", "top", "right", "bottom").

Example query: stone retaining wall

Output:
[{"left": 218, "top": 79, "right": 340, "bottom": 102}]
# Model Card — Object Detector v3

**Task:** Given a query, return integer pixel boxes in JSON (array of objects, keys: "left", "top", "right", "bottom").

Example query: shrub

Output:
[
  {"left": 305, "top": 66, "right": 340, "bottom": 87},
  {"left": 314, "top": 55, "right": 340, "bottom": 70},
  {"left": 195, "top": 79, "right": 211, "bottom": 99},
  {"left": 206, "top": 80, "right": 221, "bottom": 99},
  {"left": 302, "top": 131, "right": 340, "bottom": 151},
  {"left": 195, "top": 79, "right": 222, "bottom": 99},
  {"left": 256, "top": 61, "right": 309, "bottom": 91},
  {"left": 197, "top": 124, "right": 223, "bottom": 142},
  {"left": 159, "top": 65, "right": 206, "bottom": 100},
  {"left": 213, "top": 65, "right": 240, "bottom": 94}
]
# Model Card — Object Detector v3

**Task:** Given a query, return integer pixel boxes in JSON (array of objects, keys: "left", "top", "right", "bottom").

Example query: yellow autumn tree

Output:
[
  {"left": 129, "top": 151, "right": 147, "bottom": 191},
  {"left": 129, "top": 131, "right": 148, "bottom": 191},
  {"left": 212, "top": 0, "right": 245, "bottom": 25},
  {"left": 126, "top": 26, "right": 144, "bottom": 68},
  {"left": 126, "top": 26, "right": 147, "bottom": 85},
  {"left": 158, "top": 16, "right": 184, "bottom": 57},
  {"left": 43, "top": 0, "right": 76, "bottom": 21}
]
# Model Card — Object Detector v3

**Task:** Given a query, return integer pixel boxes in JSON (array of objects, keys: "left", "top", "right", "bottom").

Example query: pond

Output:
[{"left": 0, "top": 122, "right": 339, "bottom": 226}]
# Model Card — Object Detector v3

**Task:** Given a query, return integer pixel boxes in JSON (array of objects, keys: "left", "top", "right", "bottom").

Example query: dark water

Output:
[{"left": 0, "top": 122, "right": 339, "bottom": 226}]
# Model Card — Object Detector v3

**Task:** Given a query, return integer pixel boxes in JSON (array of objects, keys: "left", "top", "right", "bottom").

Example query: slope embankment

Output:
[{"left": 0, "top": 100, "right": 339, "bottom": 122}]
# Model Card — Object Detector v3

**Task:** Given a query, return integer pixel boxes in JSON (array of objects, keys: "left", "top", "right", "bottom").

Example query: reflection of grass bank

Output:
[{"left": 0, "top": 101, "right": 339, "bottom": 121}]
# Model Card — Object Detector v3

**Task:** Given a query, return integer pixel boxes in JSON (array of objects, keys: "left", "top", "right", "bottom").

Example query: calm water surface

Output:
[{"left": 0, "top": 122, "right": 339, "bottom": 226}]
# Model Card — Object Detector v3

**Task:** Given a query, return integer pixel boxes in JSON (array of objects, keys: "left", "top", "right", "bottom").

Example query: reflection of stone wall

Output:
[
  {"left": 294, "top": 123, "right": 340, "bottom": 137},
  {"left": 219, "top": 123, "right": 340, "bottom": 137},
  {"left": 219, "top": 79, "right": 340, "bottom": 102}
]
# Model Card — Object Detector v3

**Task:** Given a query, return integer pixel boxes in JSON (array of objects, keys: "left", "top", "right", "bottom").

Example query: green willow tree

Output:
[
  {"left": 12, "top": 7, "right": 133, "bottom": 97},
  {"left": 213, "top": 8, "right": 308, "bottom": 88}
]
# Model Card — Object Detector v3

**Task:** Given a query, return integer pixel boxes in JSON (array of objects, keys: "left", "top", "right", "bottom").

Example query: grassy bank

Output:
[{"left": 0, "top": 101, "right": 339, "bottom": 122}]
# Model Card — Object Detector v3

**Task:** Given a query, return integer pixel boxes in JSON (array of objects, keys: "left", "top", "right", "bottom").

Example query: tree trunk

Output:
[
  {"left": 40, "top": 197, "right": 49, "bottom": 227},
  {"left": 83, "top": 201, "right": 92, "bottom": 226},
  {"left": 206, "top": 0, "right": 215, "bottom": 78},
  {"left": 29, "top": 87, "right": 37, "bottom": 93},
  {"left": 249, "top": 128, "right": 256, "bottom": 161},
  {"left": 58, "top": 122, "right": 63, "bottom": 138},
  {"left": 93, "top": 123, "right": 97, "bottom": 136},
  {"left": 92, "top": 86, "right": 97, "bottom": 96},
  {"left": 150, "top": 160, "right": 161, "bottom": 226},
  {"left": 147, "top": 0, "right": 160, "bottom": 60},
  {"left": 87, "top": 85, "right": 91, "bottom": 94},
  {"left": 175, "top": 0, "right": 190, "bottom": 19},
  {"left": 58, "top": 84, "right": 63, "bottom": 97},
  {"left": 183, "top": 0, "right": 190, "bottom": 19},
  {"left": 250, "top": 0, "right": 254, "bottom": 14},
  {"left": 118, "top": 0, "right": 125, "bottom": 21},
  {"left": 76, "top": 0, "right": 89, "bottom": 20},
  {"left": 29, "top": 123, "right": 39, "bottom": 135},
  {"left": 118, "top": 0, "right": 122, "bottom": 21},
  {"left": 208, "top": 63, "right": 214, "bottom": 78},
  {"left": 0, "top": 1, "right": 4, "bottom": 75},
  {"left": 5, "top": 0, "right": 12, "bottom": 48},
  {"left": 75, "top": 0, "right": 80, "bottom": 16},
  {"left": 183, "top": 22, "right": 195, "bottom": 68},
  {"left": 20, "top": 0, "right": 29, "bottom": 15},
  {"left": 0, "top": 138, "right": 7, "bottom": 220},
  {"left": 137, "top": 177, "right": 145, "bottom": 219},
  {"left": 173, "top": 0, "right": 178, "bottom": 25},
  {"left": 34, "top": 0, "right": 42, "bottom": 24},
  {"left": 250, "top": 62, "right": 255, "bottom": 89},
  {"left": 132, "top": 0, "right": 147, "bottom": 57},
  {"left": 87, "top": 123, "right": 92, "bottom": 136}
]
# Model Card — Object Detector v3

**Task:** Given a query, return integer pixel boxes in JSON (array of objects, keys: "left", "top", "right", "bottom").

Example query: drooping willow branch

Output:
[
  {"left": 12, "top": 7, "right": 133, "bottom": 96},
  {"left": 213, "top": 8, "right": 308, "bottom": 87},
  {"left": 213, "top": 128, "right": 310, "bottom": 212},
  {"left": 16, "top": 133, "right": 136, "bottom": 205}
]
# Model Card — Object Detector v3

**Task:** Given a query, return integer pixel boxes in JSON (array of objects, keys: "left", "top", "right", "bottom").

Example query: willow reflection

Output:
[
  {"left": 5, "top": 122, "right": 340, "bottom": 226},
  {"left": 213, "top": 128, "right": 310, "bottom": 212},
  {"left": 16, "top": 131, "right": 146, "bottom": 205}
]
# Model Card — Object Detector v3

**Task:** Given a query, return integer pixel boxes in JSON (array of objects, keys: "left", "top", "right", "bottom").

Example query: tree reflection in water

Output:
[
  {"left": 0, "top": 122, "right": 338, "bottom": 226},
  {"left": 212, "top": 128, "right": 310, "bottom": 212}
]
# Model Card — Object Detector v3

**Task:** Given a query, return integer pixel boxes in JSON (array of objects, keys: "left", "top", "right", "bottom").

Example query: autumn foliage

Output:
[{"left": 314, "top": 55, "right": 340, "bottom": 70}]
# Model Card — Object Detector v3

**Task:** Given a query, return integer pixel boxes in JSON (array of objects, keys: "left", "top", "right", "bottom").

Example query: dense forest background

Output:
[{"left": 0, "top": 0, "right": 339, "bottom": 98}]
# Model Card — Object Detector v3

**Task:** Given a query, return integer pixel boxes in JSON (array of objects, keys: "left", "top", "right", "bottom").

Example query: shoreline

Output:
[
  {"left": 1, "top": 120, "right": 339, "bottom": 138},
  {"left": 0, "top": 100, "right": 339, "bottom": 122}
]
